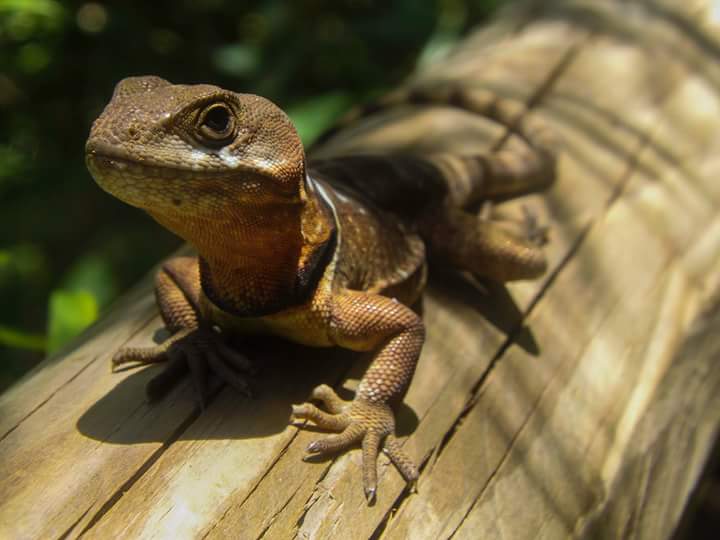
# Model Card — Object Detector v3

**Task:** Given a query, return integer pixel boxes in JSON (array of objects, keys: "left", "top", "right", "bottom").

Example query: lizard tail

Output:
[{"left": 314, "top": 85, "right": 559, "bottom": 209}]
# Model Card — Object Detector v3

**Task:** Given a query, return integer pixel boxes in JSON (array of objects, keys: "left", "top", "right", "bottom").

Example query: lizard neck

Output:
[{"left": 150, "top": 175, "right": 336, "bottom": 316}]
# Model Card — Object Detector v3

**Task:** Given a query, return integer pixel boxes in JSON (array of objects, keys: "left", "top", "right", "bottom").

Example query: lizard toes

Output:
[
  {"left": 291, "top": 402, "right": 350, "bottom": 431},
  {"left": 146, "top": 350, "right": 190, "bottom": 402},
  {"left": 383, "top": 434, "right": 419, "bottom": 485},
  {"left": 305, "top": 425, "right": 364, "bottom": 458},
  {"left": 112, "top": 345, "right": 168, "bottom": 368}
]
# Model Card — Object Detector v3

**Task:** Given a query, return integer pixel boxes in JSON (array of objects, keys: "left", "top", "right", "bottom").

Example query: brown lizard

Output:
[{"left": 85, "top": 76, "right": 557, "bottom": 502}]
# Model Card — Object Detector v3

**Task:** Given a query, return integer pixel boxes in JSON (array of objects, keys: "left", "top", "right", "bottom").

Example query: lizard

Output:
[{"left": 84, "top": 75, "right": 557, "bottom": 502}]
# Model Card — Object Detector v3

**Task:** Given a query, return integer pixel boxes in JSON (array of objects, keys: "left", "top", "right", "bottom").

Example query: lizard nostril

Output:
[{"left": 128, "top": 126, "right": 140, "bottom": 140}]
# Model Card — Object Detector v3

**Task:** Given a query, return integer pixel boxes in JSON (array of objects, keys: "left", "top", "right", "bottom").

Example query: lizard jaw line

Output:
[{"left": 85, "top": 142, "right": 254, "bottom": 179}]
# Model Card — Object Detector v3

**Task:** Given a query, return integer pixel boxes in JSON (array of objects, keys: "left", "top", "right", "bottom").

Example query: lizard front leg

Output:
[
  {"left": 113, "top": 256, "right": 253, "bottom": 404},
  {"left": 291, "top": 290, "right": 424, "bottom": 501}
]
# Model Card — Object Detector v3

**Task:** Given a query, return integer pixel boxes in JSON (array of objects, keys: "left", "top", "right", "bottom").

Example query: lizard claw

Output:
[
  {"left": 112, "top": 327, "right": 255, "bottom": 403},
  {"left": 291, "top": 384, "right": 418, "bottom": 502},
  {"left": 521, "top": 204, "right": 549, "bottom": 246}
]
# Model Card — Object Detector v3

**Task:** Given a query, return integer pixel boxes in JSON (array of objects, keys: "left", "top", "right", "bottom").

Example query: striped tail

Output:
[{"left": 313, "top": 85, "right": 559, "bottom": 210}]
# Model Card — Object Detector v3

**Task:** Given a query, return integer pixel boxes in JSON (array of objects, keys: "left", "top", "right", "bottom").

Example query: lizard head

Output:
[
  {"left": 85, "top": 76, "right": 306, "bottom": 227},
  {"left": 86, "top": 76, "right": 334, "bottom": 310}
]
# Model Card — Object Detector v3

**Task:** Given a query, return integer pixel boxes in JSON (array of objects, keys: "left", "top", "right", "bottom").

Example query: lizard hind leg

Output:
[{"left": 420, "top": 205, "right": 548, "bottom": 283}]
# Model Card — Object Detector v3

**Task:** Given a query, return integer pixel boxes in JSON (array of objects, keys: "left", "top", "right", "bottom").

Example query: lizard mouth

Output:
[
  {"left": 85, "top": 140, "right": 299, "bottom": 191},
  {"left": 85, "top": 139, "right": 229, "bottom": 178},
  {"left": 86, "top": 150, "right": 180, "bottom": 182},
  {"left": 85, "top": 140, "right": 303, "bottom": 205},
  {"left": 86, "top": 139, "right": 143, "bottom": 164}
]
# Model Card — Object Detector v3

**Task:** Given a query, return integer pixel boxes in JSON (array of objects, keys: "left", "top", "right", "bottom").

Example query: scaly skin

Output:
[{"left": 85, "top": 76, "right": 557, "bottom": 502}]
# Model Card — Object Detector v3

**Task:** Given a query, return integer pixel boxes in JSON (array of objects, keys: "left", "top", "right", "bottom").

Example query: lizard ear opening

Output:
[{"left": 112, "top": 76, "right": 171, "bottom": 100}]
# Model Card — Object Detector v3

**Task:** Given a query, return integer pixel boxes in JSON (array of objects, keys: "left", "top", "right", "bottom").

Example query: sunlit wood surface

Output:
[{"left": 2, "top": 0, "right": 720, "bottom": 538}]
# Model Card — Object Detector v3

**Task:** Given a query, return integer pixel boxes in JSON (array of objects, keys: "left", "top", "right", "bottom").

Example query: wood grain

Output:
[{"left": 1, "top": 1, "right": 719, "bottom": 539}]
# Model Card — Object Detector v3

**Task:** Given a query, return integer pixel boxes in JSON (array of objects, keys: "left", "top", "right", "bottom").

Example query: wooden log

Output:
[{"left": 1, "top": 1, "right": 719, "bottom": 538}]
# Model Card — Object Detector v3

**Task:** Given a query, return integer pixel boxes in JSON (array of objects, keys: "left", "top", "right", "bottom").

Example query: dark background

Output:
[{"left": 0, "top": 0, "right": 503, "bottom": 391}]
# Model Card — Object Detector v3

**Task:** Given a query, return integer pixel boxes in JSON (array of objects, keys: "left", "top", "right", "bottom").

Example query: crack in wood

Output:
[
  {"left": 0, "top": 356, "right": 96, "bottom": 445},
  {"left": 494, "top": 40, "right": 584, "bottom": 151},
  {"left": 76, "top": 406, "right": 203, "bottom": 538},
  {"left": 340, "top": 40, "right": 590, "bottom": 540},
  {"left": 391, "top": 50, "right": 680, "bottom": 533},
  {"left": 257, "top": 482, "right": 304, "bottom": 540},
  {"left": 56, "top": 504, "right": 93, "bottom": 540},
  {"left": 305, "top": 36, "right": 588, "bottom": 540},
  {"left": 426, "top": 40, "right": 590, "bottom": 469},
  {"left": 0, "top": 310, "right": 157, "bottom": 444},
  {"left": 445, "top": 309, "right": 584, "bottom": 539},
  {"left": 433, "top": 101, "right": 671, "bottom": 538},
  {"left": 201, "top": 361, "right": 354, "bottom": 538},
  {"left": 369, "top": 447, "right": 435, "bottom": 540},
  {"left": 292, "top": 461, "right": 335, "bottom": 540},
  {"left": 202, "top": 427, "right": 303, "bottom": 539}
]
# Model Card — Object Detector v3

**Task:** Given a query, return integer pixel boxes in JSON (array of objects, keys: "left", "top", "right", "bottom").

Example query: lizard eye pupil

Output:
[{"left": 203, "top": 106, "right": 230, "bottom": 132}]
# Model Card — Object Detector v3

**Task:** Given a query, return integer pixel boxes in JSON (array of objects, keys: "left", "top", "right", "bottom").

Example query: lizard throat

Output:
[{"left": 155, "top": 178, "right": 337, "bottom": 317}]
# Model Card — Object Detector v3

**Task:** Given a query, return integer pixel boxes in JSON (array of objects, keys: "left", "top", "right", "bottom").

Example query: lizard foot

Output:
[
  {"left": 480, "top": 203, "right": 549, "bottom": 247},
  {"left": 291, "top": 384, "right": 418, "bottom": 502},
  {"left": 112, "top": 327, "right": 255, "bottom": 406}
]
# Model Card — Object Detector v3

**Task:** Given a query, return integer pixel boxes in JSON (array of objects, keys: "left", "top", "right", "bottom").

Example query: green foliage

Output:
[
  {"left": 0, "top": 244, "right": 46, "bottom": 281},
  {"left": 46, "top": 289, "right": 97, "bottom": 353},
  {"left": 60, "top": 254, "right": 117, "bottom": 309},
  {"left": 212, "top": 43, "right": 261, "bottom": 78},
  {"left": 288, "top": 92, "right": 354, "bottom": 146},
  {"left": 43, "top": 253, "right": 117, "bottom": 353},
  {"left": 0, "top": 324, "right": 45, "bottom": 351},
  {"left": 0, "top": 0, "right": 506, "bottom": 392}
]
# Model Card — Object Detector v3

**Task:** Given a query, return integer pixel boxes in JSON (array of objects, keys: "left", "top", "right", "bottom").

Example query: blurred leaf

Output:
[
  {"left": 17, "top": 42, "right": 51, "bottom": 73},
  {"left": 149, "top": 28, "right": 181, "bottom": 55},
  {"left": 0, "top": 0, "right": 63, "bottom": 17},
  {"left": 287, "top": 92, "right": 353, "bottom": 146},
  {"left": 0, "top": 323, "right": 45, "bottom": 351},
  {"left": 40, "top": 254, "right": 115, "bottom": 352},
  {"left": 0, "top": 144, "right": 26, "bottom": 186},
  {"left": 46, "top": 289, "right": 97, "bottom": 353},
  {"left": 61, "top": 254, "right": 116, "bottom": 308},
  {"left": 212, "top": 44, "right": 260, "bottom": 77},
  {"left": 0, "top": 0, "right": 65, "bottom": 38},
  {"left": 418, "top": 0, "right": 468, "bottom": 67},
  {"left": 0, "top": 244, "right": 45, "bottom": 283}
]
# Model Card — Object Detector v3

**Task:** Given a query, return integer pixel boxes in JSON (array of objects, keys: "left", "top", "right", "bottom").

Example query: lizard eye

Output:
[{"left": 197, "top": 103, "right": 235, "bottom": 146}]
